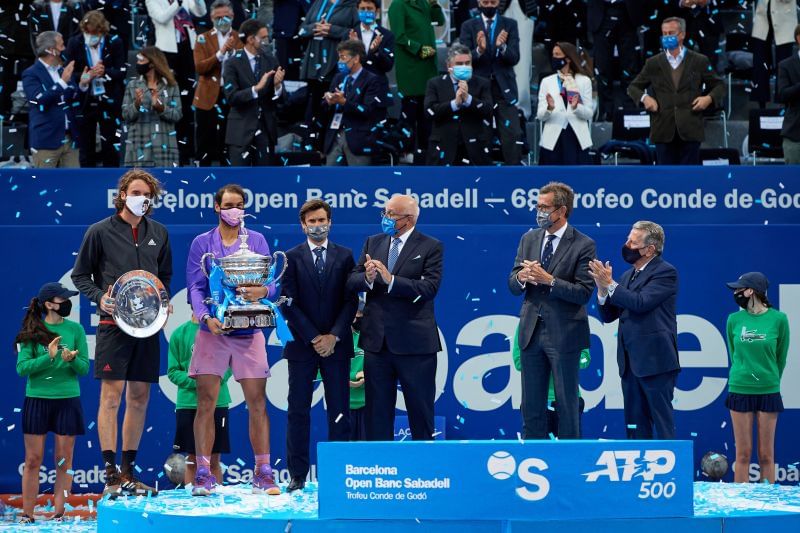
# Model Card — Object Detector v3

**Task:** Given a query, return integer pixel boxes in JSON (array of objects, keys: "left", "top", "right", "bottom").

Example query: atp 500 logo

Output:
[
  {"left": 583, "top": 450, "right": 677, "bottom": 500},
  {"left": 486, "top": 451, "right": 550, "bottom": 502}
]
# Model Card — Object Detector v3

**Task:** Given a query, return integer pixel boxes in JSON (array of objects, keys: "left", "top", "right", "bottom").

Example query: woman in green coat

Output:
[{"left": 388, "top": 0, "right": 444, "bottom": 155}]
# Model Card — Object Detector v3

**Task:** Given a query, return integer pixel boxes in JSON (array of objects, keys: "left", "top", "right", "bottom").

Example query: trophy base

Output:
[{"left": 221, "top": 305, "right": 277, "bottom": 329}]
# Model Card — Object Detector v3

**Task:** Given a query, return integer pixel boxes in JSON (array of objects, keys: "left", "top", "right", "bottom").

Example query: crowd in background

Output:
[{"left": 1, "top": 0, "right": 799, "bottom": 167}]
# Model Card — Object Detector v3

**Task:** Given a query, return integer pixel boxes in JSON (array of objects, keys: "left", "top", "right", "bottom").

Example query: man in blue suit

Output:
[
  {"left": 459, "top": 0, "right": 522, "bottom": 164},
  {"left": 322, "top": 40, "right": 384, "bottom": 165},
  {"left": 347, "top": 194, "right": 443, "bottom": 441},
  {"left": 281, "top": 199, "right": 358, "bottom": 492},
  {"left": 22, "top": 31, "right": 83, "bottom": 167},
  {"left": 590, "top": 221, "right": 680, "bottom": 439},
  {"left": 349, "top": 0, "right": 395, "bottom": 106}
]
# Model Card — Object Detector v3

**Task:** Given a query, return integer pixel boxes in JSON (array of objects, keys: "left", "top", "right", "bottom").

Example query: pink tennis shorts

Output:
[{"left": 189, "top": 329, "right": 271, "bottom": 381}]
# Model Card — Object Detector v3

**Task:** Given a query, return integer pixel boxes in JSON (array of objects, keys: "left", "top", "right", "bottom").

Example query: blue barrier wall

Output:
[{"left": 0, "top": 167, "right": 798, "bottom": 493}]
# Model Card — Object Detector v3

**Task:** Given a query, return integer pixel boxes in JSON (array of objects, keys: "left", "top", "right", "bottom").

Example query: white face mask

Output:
[
  {"left": 84, "top": 33, "right": 101, "bottom": 47},
  {"left": 125, "top": 195, "right": 150, "bottom": 217}
]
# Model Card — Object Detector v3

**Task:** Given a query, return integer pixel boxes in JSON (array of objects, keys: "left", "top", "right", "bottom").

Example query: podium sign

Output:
[{"left": 318, "top": 440, "right": 693, "bottom": 520}]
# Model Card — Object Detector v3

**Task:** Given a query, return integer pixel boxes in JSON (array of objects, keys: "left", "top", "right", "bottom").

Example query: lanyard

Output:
[
  {"left": 84, "top": 38, "right": 104, "bottom": 67},
  {"left": 316, "top": 0, "right": 340, "bottom": 22}
]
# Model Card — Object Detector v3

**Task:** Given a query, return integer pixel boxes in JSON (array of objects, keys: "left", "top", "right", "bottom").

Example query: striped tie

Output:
[{"left": 387, "top": 238, "right": 401, "bottom": 272}]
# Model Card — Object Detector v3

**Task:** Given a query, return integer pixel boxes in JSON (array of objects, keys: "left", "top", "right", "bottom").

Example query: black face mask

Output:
[
  {"left": 136, "top": 63, "right": 152, "bottom": 76},
  {"left": 479, "top": 6, "right": 497, "bottom": 18},
  {"left": 352, "top": 317, "right": 363, "bottom": 332},
  {"left": 734, "top": 292, "right": 751, "bottom": 309},
  {"left": 52, "top": 300, "right": 72, "bottom": 317},
  {"left": 551, "top": 57, "right": 568, "bottom": 71},
  {"left": 621, "top": 244, "right": 643, "bottom": 265}
]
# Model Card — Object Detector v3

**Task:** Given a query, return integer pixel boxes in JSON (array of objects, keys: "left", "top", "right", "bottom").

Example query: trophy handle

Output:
[
  {"left": 271, "top": 251, "right": 288, "bottom": 285},
  {"left": 200, "top": 252, "right": 216, "bottom": 278}
]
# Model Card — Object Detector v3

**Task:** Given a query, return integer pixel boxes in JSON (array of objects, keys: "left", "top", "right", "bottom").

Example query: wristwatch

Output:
[
  {"left": 549, "top": 277, "right": 556, "bottom": 287},
  {"left": 608, "top": 281, "right": 619, "bottom": 296},
  {"left": 201, "top": 313, "right": 211, "bottom": 323}
]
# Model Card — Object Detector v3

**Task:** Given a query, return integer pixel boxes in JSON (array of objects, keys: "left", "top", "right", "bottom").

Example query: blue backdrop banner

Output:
[
  {"left": 0, "top": 167, "right": 798, "bottom": 493},
  {"left": 318, "top": 440, "right": 694, "bottom": 520}
]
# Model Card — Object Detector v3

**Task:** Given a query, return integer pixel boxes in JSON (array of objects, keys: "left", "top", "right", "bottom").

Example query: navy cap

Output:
[
  {"left": 37, "top": 282, "right": 79, "bottom": 302},
  {"left": 726, "top": 272, "right": 769, "bottom": 294}
]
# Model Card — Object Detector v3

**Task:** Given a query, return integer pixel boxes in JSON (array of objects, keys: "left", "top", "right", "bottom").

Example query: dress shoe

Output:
[{"left": 287, "top": 476, "right": 306, "bottom": 492}]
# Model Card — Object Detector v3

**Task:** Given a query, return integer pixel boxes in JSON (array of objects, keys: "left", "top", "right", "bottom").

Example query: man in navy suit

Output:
[
  {"left": 349, "top": 0, "right": 395, "bottom": 106},
  {"left": 347, "top": 195, "right": 444, "bottom": 441},
  {"left": 322, "top": 40, "right": 383, "bottom": 165},
  {"left": 22, "top": 31, "right": 83, "bottom": 168},
  {"left": 459, "top": 0, "right": 522, "bottom": 165},
  {"left": 590, "top": 221, "right": 680, "bottom": 439},
  {"left": 281, "top": 199, "right": 358, "bottom": 492}
]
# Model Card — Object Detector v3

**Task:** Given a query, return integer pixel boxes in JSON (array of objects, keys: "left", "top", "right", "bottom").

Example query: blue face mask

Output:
[
  {"left": 381, "top": 215, "right": 397, "bottom": 236},
  {"left": 337, "top": 59, "right": 351, "bottom": 74},
  {"left": 452, "top": 65, "right": 472, "bottom": 81},
  {"left": 661, "top": 35, "right": 679, "bottom": 51},
  {"left": 359, "top": 10, "right": 376, "bottom": 25}
]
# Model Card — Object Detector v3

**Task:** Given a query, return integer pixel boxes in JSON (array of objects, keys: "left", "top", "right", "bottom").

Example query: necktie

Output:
[
  {"left": 540, "top": 234, "right": 556, "bottom": 270},
  {"left": 628, "top": 269, "right": 640, "bottom": 286},
  {"left": 387, "top": 237, "right": 401, "bottom": 272},
  {"left": 313, "top": 246, "right": 325, "bottom": 279},
  {"left": 253, "top": 55, "right": 261, "bottom": 78}
]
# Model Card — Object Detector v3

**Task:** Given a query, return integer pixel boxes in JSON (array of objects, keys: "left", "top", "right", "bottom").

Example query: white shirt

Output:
[
  {"left": 598, "top": 255, "right": 657, "bottom": 305},
  {"left": 360, "top": 23, "right": 375, "bottom": 51},
  {"left": 307, "top": 238, "right": 329, "bottom": 263},
  {"left": 666, "top": 46, "right": 687, "bottom": 70},
  {"left": 366, "top": 227, "right": 415, "bottom": 292},
  {"left": 50, "top": 1, "right": 62, "bottom": 30}
]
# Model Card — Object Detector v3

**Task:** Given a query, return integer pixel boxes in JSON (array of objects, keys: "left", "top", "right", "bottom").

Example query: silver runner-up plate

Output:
[{"left": 111, "top": 270, "right": 169, "bottom": 338}]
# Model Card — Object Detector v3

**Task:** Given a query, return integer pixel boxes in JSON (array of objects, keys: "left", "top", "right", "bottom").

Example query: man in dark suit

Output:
[
  {"left": 777, "top": 24, "right": 800, "bottom": 164},
  {"left": 587, "top": 0, "right": 644, "bottom": 120},
  {"left": 347, "top": 195, "right": 444, "bottom": 441},
  {"left": 222, "top": 18, "right": 285, "bottom": 166},
  {"left": 22, "top": 31, "right": 83, "bottom": 168},
  {"left": 508, "top": 181, "right": 596, "bottom": 440},
  {"left": 28, "top": 0, "right": 85, "bottom": 54},
  {"left": 424, "top": 43, "right": 493, "bottom": 165},
  {"left": 460, "top": 0, "right": 522, "bottom": 165},
  {"left": 590, "top": 221, "right": 680, "bottom": 439},
  {"left": 65, "top": 10, "right": 126, "bottom": 167},
  {"left": 322, "top": 40, "right": 383, "bottom": 165},
  {"left": 349, "top": 0, "right": 395, "bottom": 95},
  {"left": 281, "top": 199, "right": 358, "bottom": 492},
  {"left": 627, "top": 16, "right": 724, "bottom": 165}
]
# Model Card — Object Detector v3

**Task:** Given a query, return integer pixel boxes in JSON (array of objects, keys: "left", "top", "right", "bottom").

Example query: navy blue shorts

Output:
[
  {"left": 22, "top": 396, "right": 85, "bottom": 436},
  {"left": 725, "top": 392, "right": 784, "bottom": 413}
]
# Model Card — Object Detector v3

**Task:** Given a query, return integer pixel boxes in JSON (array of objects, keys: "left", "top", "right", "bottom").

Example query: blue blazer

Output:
[
  {"left": 459, "top": 15, "right": 520, "bottom": 105},
  {"left": 280, "top": 241, "right": 358, "bottom": 361},
  {"left": 598, "top": 255, "right": 681, "bottom": 378},
  {"left": 22, "top": 60, "right": 81, "bottom": 150},
  {"left": 322, "top": 68, "right": 384, "bottom": 155},
  {"left": 347, "top": 230, "right": 443, "bottom": 355}
]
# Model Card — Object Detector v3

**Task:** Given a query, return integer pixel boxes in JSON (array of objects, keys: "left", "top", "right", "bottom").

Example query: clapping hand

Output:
[
  {"left": 476, "top": 30, "right": 487, "bottom": 54},
  {"left": 495, "top": 29, "right": 508, "bottom": 48},
  {"left": 546, "top": 93, "right": 555, "bottom": 111},
  {"left": 568, "top": 94, "right": 580, "bottom": 109},
  {"left": 255, "top": 70, "right": 274, "bottom": 92},
  {"left": 588, "top": 259, "right": 614, "bottom": 293},
  {"left": 370, "top": 32, "right": 383, "bottom": 52},
  {"left": 455, "top": 80, "right": 469, "bottom": 105},
  {"left": 61, "top": 60, "right": 75, "bottom": 83}
]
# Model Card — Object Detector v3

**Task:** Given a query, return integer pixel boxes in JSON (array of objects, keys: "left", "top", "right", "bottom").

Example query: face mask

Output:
[
  {"left": 536, "top": 209, "right": 555, "bottom": 230},
  {"left": 359, "top": 10, "right": 376, "bottom": 25},
  {"left": 306, "top": 224, "right": 330, "bottom": 242},
  {"left": 136, "top": 63, "right": 151, "bottom": 76},
  {"left": 84, "top": 33, "right": 101, "bottom": 47},
  {"left": 551, "top": 57, "right": 567, "bottom": 71},
  {"left": 337, "top": 60, "right": 351, "bottom": 74},
  {"left": 479, "top": 6, "right": 497, "bottom": 18},
  {"left": 452, "top": 65, "right": 472, "bottom": 81},
  {"left": 220, "top": 207, "right": 244, "bottom": 227},
  {"left": 734, "top": 291, "right": 751, "bottom": 309},
  {"left": 50, "top": 49, "right": 67, "bottom": 63},
  {"left": 352, "top": 317, "right": 363, "bottom": 332},
  {"left": 214, "top": 16, "right": 233, "bottom": 33},
  {"left": 621, "top": 244, "right": 644, "bottom": 265},
  {"left": 125, "top": 195, "right": 150, "bottom": 217},
  {"left": 53, "top": 299, "right": 72, "bottom": 317},
  {"left": 661, "top": 35, "right": 679, "bottom": 51},
  {"left": 381, "top": 215, "right": 397, "bottom": 236}
]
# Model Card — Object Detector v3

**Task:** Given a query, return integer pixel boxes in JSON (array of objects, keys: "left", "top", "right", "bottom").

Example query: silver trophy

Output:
[
  {"left": 111, "top": 270, "right": 170, "bottom": 338},
  {"left": 200, "top": 221, "right": 288, "bottom": 330}
]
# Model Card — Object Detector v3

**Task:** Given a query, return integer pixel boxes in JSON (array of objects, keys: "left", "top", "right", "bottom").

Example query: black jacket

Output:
[
  {"left": 459, "top": 15, "right": 520, "bottom": 105},
  {"left": 587, "top": 0, "right": 645, "bottom": 34},
  {"left": 72, "top": 214, "right": 173, "bottom": 317},
  {"left": 28, "top": 0, "right": 84, "bottom": 53},
  {"left": 65, "top": 33, "right": 127, "bottom": 111},
  {"left": 778, "top": 53, "right": 800, "bottom": 142},
  {"left": 222, "top": 49, "right": 285, "bottom": 147}
]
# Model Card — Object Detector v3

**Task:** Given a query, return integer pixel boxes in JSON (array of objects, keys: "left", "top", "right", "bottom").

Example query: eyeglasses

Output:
[
  {"left": 380, "top": 210, "right": 411, "bottom": 220},
  {"left": 536, "top": 204, "right": 561, "bottom": 213}
]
